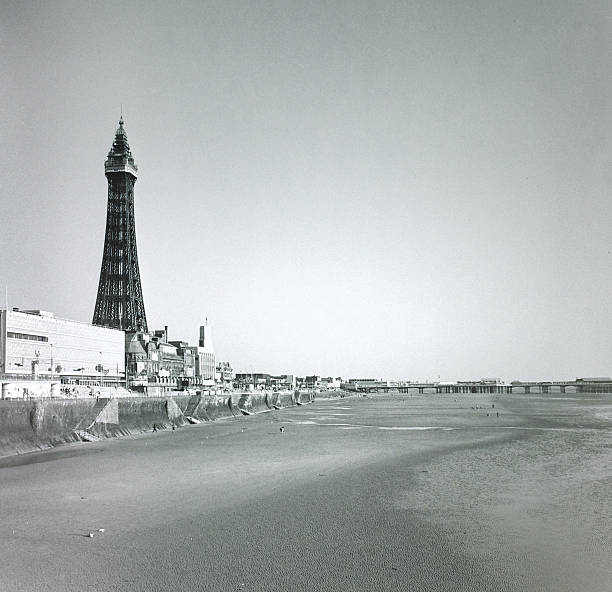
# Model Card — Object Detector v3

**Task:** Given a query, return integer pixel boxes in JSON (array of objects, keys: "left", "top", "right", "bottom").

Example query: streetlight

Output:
[
  {"left": 99, "top": 351, "right": 103, "bottom": 387},
  {"left": 50, "top": 344, "right": 54, "bottom": 381},
  {"left": 33, "top": 350, "right": 40, "bottom": 380}
]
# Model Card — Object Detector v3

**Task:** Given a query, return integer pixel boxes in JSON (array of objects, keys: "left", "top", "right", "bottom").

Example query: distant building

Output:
[
  {"left": 576, "top": 377, "right": 612, "bottom": 381},
  {"left": 187, "top": 320, "right": 215, "bottom": 385},
  {"left": 269, "top": 375, "right": 295, "bottom": 390},
  {"left": 0, "top": 308, "right": 125, "bottom": 386},
  {"left": 575, "top": 377, "right": 612, "bottom": 393},
  {"left": 216, "top": 361, "right": 234, "bottom": 385},
  {"left": 341, "top": 378, "right": 386, "bottom": 391},
  {"left": 304, "top": 375, "right": 320, "bottom": 389},
  {"left": 320, "top": 376, "right": 341, "bottom": 390},
  {"left": 234, "top": 372, "right": 295, "bottom": 390},
  {"left": 234, "top": 373, "right": 270, "bottom": 389}
]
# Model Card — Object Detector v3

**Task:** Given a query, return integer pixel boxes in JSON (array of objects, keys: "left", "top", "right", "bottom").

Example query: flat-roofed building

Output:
[
  {"left": 234, "top": 373, "right": 270, "bottom": 389},
  {"left": 0, "top": 308, "right": 125, "bottom": 386},
  {"left": 575, "top": 377, "right": 612, "bottom": 393},
  {"left": 320, "top": 376, "right": 342, "bottom": 390},
  {"left": 188, "top": 320, "right": 215, "bottom": 386},
  {"left": 269, "top": 374, "right": 295, "bottom": 390}
]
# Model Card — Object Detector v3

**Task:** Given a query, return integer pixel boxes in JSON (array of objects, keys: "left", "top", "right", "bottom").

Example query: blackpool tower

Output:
[{"left": 93, "top": 117, "right": 148, "bottom": 332}]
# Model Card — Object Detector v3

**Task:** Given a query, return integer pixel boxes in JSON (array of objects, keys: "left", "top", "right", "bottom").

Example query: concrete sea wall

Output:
[{"left": 0, "top": 391, "right": 321, "bottom": 459}]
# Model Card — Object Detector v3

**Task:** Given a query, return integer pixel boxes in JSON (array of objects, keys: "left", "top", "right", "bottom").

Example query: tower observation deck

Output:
[{"left": 92, "top": 117, "right": 148, "bottom": 332}]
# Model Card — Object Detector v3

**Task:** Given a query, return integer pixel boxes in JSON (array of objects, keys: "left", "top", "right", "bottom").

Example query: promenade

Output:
[{"left": 1, "top": 392, "right": 611, "bottom": 591}]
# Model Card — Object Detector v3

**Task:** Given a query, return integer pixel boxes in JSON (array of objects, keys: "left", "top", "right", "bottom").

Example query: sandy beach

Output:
[{"left": 1, "top": 392, "right": 611, "bottom": 591}]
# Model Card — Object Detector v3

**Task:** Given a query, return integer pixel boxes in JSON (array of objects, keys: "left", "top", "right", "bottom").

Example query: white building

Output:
[
  {"left": 0, "top": 308, "right": 125, "bottom": 386},
  {"left": 189, "top": 319, "right": 215, "bottom": 385}
]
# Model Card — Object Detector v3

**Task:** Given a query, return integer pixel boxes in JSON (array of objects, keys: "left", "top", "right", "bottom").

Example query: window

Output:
[{"left": 7, "top": 332, "right": 48, "bottom": 343}]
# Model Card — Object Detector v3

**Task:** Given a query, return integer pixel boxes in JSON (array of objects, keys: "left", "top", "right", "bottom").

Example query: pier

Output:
[{"left": 342, "top": 378, "right": 612, "bottom": 395}]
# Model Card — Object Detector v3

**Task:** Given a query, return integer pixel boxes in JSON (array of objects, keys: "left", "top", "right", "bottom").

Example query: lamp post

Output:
[
  {"left": 33, "top": 350, "right": 40, "bottom": 380},
  {"left": 99, "top": 351, "right": 103, "bottom": 387},
  {"left": 50, "top": 344, "right": 54, "bottom": 381}
]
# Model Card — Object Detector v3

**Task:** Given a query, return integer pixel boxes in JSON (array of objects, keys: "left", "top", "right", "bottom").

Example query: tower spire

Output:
[{"left": 93, "top": 118, "right": 147, "bottom": 332}]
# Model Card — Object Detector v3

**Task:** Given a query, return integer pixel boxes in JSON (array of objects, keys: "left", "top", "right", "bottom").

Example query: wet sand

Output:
[{"left": 1, "top": 392, "right": 611, "bottom": 591}]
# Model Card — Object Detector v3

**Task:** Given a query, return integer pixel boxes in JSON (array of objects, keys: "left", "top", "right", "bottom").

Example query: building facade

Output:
[
  {"left": 233, "top": 373, "right": 294, "bottom": 390},
  {"left": 192, "top": 320, "right": 215, "bottom": 384},
  {"left": 125, "top": 320, "right": 218, "bottom": 391},
  {"left": 0, "top": 308, "right": 125, "bottom": 386},
  {"left": 125, "top": 330, "right": 188, "bottom": 391},
  {"left": 216, "top": 361, "right": 235, "bottom": 385}
]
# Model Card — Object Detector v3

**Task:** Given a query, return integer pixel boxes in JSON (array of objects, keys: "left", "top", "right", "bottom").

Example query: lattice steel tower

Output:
[{"left": 93, "top": 117, "right": 148, "bottom": 332}]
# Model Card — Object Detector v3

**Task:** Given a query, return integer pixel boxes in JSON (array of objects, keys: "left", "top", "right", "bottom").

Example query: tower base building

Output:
[{"left": 1, "top": 308, "right": 125, "bottom": 389}]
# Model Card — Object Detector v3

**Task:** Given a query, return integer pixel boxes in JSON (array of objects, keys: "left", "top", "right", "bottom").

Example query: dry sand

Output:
[{"left": 0, "top": 392, "right": 611, "bottom": 591}]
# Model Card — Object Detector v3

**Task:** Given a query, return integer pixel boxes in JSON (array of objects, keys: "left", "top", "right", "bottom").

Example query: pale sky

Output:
[{"left": 1, "top": 1, "right": 611, "bottom": 381}]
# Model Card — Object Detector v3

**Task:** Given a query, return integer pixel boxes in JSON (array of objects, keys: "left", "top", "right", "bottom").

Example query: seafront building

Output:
[
  {"left": 188, "top": 320, "right": 216, "bottom": 384},
  {"left": 233, "top": 373, "right": 295, "bottom": 390},
  {"left": 0, "top": 308, "right": 125, "bottom": 388},
  {"left": 0, "top": 306, "right": 222, "bottom": 396},
  {"left": 215, "top": 361, "right": 235, "bottom": 385},
  {"left": 232, "top": 374, "right": 341, "bottom": 391},
  {"left": 125, "top": 322, "right": 216, "bottom": 393}
]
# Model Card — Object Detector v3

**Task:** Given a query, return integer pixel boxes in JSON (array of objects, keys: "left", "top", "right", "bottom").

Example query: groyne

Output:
[{"left": 0, "top": 391, "right": 322, "bottom": 459}]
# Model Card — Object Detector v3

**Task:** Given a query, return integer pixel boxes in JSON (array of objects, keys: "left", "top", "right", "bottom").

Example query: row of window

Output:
[
  {"left": 7, "top": 331, "right": 48, "bottom": 342},
  {"left": 7, "top": 323, "right": 121, "bottom": 344}
]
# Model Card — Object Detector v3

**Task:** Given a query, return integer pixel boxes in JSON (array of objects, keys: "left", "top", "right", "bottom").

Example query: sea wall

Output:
[
  {"left": 0, "top": 399, "right": 98, "bottom": 455},
  {"left": 0, "top": 390, "right": 322, "bottom": 459}
]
